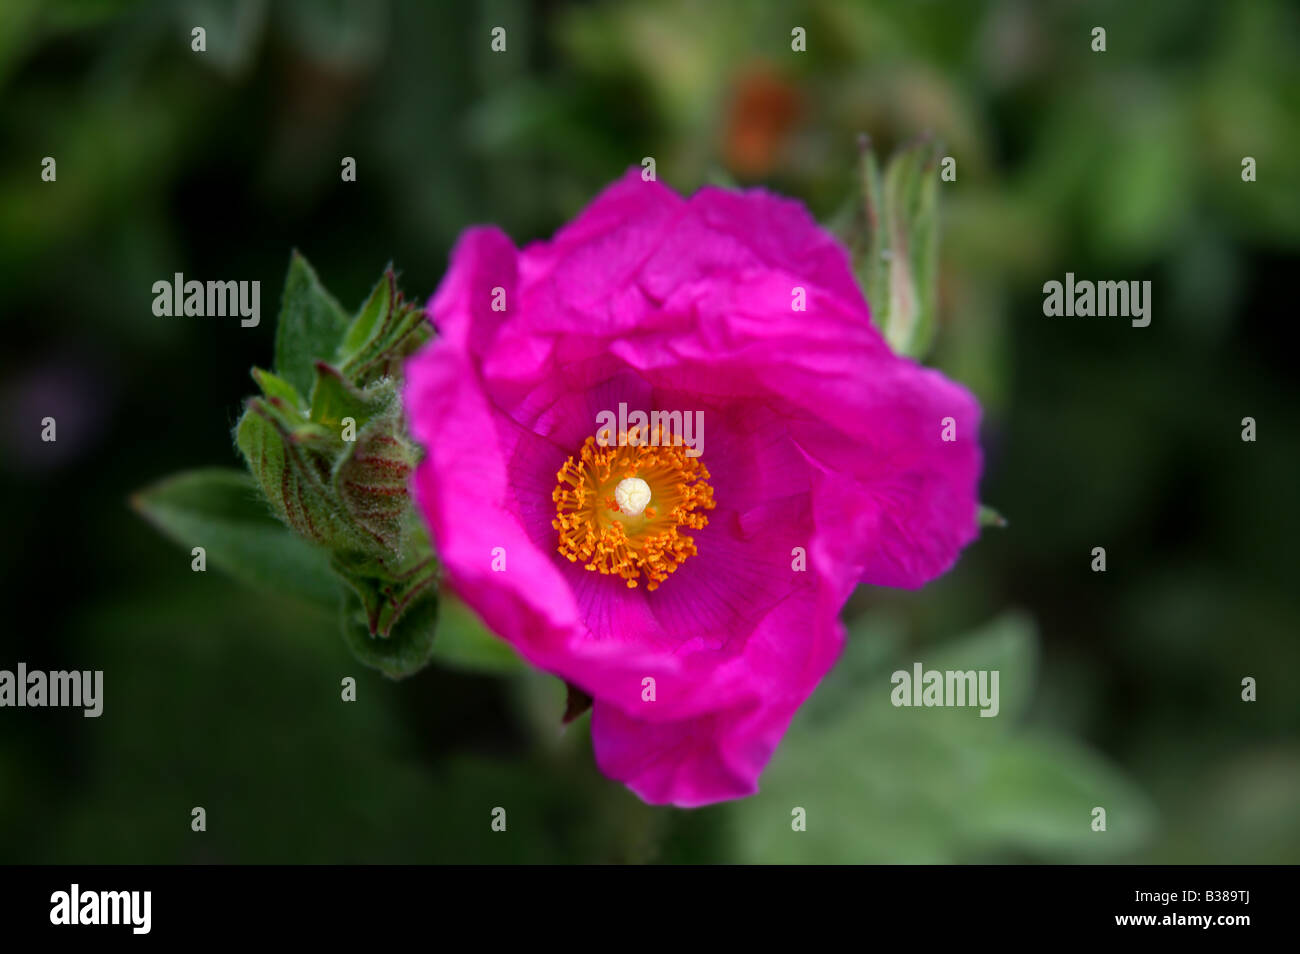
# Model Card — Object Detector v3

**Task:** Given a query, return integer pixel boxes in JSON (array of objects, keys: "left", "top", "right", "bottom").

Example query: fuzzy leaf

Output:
[
  {"left": 330, "top": 532, "right": 439, "bottom": 638},
  {"left": 734, "top": 611, "right": 1153, "bottom": 863},
  {"left": 273, "top": 251, "right": 352, "bottom": 397},
  {"left": 250, "top": 366, "right": 305, "bottom": 410},
  {"left": 308, "top": 361, "right": 388, "bottom": 434},
  {"left": 130, "top": 468, "right": 339, "bottom": 610},
  {"left": 337, "top": 268, "right": 432, "bottom": 386},
  {"left": 338, "top": 267, "right": 393, "bottom": 360},
  {"left": 339, "top": 586, "right": 438, "bottom": 680}
]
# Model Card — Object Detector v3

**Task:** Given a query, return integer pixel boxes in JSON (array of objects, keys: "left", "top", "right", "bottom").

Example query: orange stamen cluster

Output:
[{"left": 552, "top": 425, "right": 715, "bottom": 591}]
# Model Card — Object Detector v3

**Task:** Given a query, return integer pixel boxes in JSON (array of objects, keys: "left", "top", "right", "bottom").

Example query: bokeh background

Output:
[{"left": 2, "top": 0, "right": 1298, "bottom": 863}]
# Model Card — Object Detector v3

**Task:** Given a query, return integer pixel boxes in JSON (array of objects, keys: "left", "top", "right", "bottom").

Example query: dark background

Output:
[{"left": 1, "top": 0, "right": 1297, "bottom": 863}]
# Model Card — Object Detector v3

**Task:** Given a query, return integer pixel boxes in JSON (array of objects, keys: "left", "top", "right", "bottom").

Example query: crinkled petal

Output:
[{"left": 404, "top": 168, "right": 983, "bottom": 806}]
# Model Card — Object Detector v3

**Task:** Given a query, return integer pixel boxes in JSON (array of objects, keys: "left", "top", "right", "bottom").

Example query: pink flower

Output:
[{"left": 404, "top": 169, "right": 982, "bottom": 807}]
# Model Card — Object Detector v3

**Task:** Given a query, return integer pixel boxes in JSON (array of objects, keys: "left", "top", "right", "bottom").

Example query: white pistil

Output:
[{"left": 614, "top": 477, "right": 652, "bottom": 517}]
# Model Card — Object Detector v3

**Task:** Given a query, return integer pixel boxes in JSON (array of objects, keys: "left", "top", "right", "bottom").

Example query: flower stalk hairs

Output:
[{"left": 134, "top": 141, "right": 988, "bottom": 808}]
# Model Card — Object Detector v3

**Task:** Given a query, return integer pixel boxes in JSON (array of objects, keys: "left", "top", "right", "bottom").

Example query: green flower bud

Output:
[
  {"left": 831, "top": 134, "right": 942, "bottom": 360},
  {"left": 235, "top": 255, "right": 438, "bottom": 664}
]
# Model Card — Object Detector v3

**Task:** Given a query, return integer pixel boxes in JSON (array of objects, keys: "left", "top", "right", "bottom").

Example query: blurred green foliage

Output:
[{"left": 1, "top": 0, "right": 1297, "bottom": 863}]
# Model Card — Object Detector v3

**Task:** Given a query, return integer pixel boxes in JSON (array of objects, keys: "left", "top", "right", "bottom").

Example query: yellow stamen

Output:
[{"left": 552, "top": 425, "right": 715, "bottom": 591}]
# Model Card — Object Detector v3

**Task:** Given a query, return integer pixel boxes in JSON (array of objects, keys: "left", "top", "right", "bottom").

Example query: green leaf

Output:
[
  {"left": 339, "top": 586, "right": 438, "bottom": 680},
  {"left": 337, "top": 269, "right": 432, "bottom": 386},
  {"left": 337, "top": 267, "right": 393, "bottom": 360},
  {"left": 920, "top": 610, "right": 1037, "bottom": 726},
  {"left": 308, "top": 362, "right": 388, "bottom": 433},
  {"left": 273, "top": 251, "right": 352, "bottom": 397},
  {"left": 130, "top": 468, "right": 339, "bottom": 611},
  {"left": 732, "top": 610, "right": 1152, "bottom": 863},
  {"left": 331, "top": 544, "right": 438, "bottom": 639},
  {"left": 960, "top": 736, "right": 1156, "bottom": 857},
  {"left": 978, "top": 504, "right": 1008, "bottom": 528},
  {"left": 250, "top": 366, "right": 305, "bottom": 410},
  {"left": 138, "top": 258, "right": 451, "bottom": 681}
]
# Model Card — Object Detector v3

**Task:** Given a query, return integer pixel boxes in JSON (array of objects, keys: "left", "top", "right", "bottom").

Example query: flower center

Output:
[
  {"left": 613, "top": 476, "right": 652, "bottom": 516},
  {"left": 552, "top": 425, "right": 716, "bottom": 591}
]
